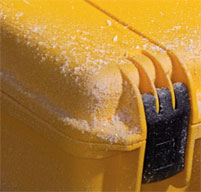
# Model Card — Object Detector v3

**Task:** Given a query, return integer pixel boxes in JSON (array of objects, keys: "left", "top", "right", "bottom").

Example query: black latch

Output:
[{"left": 142, "top": 83, "right": 190, "bottom": 183}]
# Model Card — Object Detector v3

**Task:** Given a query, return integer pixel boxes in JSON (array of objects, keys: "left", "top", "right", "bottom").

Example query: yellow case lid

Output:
[{"left": 1, "top": 0, "right": 200, "bottom": 149}]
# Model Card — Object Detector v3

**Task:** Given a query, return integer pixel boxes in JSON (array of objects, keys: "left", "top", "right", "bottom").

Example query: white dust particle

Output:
[
  {"left": 61, "top": 60, "right": 69, "bottom": 74},
  {"left": 106, "top": 20, "right": 112, "bottom": 26},
  {"left": 41, "top": 57, "right": 46, "bottom": 62},
  {"left": 167, "top": 25, "right": 181, "bottom": 32},
  {"left": 143, "top": 44, "right": 148, "bottom": 49},
  {"left": 24, "top": 0, "right": 30, "bottom": 5},
  {"left": 82, "top": 31, "right": 90, "bottom": 35},
  {"left": 160, "top": 11, "right": 164, "bottom": 16},
  {"left": 60, "top": 50, "right": 67, "bottom": 55},
  {"left": 81, "top": 37, "right": 87, "bottom": 41},
  {"left": 32, "top": 26, "right": 40, "bottom": 33},
  {"left": 119, "top": 60, "right": 125, "bottom": 64},
  {"left": 16, "top": 12, "right": 24, "bottom": 17},
  {"left": 38, "top": 42, "right": 45, "bottom": 46},
  {"left": 198, "top": 101, "right": 201, "bottom": 113},
  {"left": 52, "top": 43, "right": 57, "bottom": 49},
  {"left": 174, "top": 25, "right": 181, "bottom": 30},
  {"left": 136, "top": 45, "right": 140, "bottom": 49},
  {"left": 113, "top": 35, "right": 118, "bottom": 42},
  {"left": 197, "top": 93, "right": 201, "bottom": 113}
]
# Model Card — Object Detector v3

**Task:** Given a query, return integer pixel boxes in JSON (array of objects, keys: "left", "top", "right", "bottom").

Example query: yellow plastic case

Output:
[{"left": 0, "top": 0, "right": 200, "bottom": 191}]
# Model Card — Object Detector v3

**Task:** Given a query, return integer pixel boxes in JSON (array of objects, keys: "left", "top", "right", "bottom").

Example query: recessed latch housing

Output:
[{"left": 142, "top": 83, "right": 190, "bottom": 183}]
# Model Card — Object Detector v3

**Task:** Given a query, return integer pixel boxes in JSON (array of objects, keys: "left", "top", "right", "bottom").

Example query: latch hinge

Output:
[{"left": 142, "top": 83, "right": 190, "bottom": 183}]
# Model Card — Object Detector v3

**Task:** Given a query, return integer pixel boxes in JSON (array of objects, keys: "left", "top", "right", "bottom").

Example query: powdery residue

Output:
[
  {"left": 63, "top": 114, "right": 138, "bottom": 144},
  {"left": 1, "top": 71, "right": 139, "bottom": 144},
  {"left": 1, "top": 6, "right": 123, "bottom": 79},
  {"left": 1, "top": 72, "right": 137, "bottom": 144}
]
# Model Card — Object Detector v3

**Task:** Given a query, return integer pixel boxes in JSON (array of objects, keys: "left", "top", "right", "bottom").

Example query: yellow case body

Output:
[{"left": 0, "top": 0, "right": 200, "bottom": 191}]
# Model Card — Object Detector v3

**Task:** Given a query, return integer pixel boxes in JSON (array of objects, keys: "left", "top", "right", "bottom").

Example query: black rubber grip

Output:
[{"left": 142, "top": 83, "right": 190, "bottom": 183}]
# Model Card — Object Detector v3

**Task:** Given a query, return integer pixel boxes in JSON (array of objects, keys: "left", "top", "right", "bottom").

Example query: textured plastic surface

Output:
[
  {"left": 0, "top": 0, "right": 201, "bottom": 191},
  {"left": 142, "top": 83, "right": 190, "bottom": 183}
]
